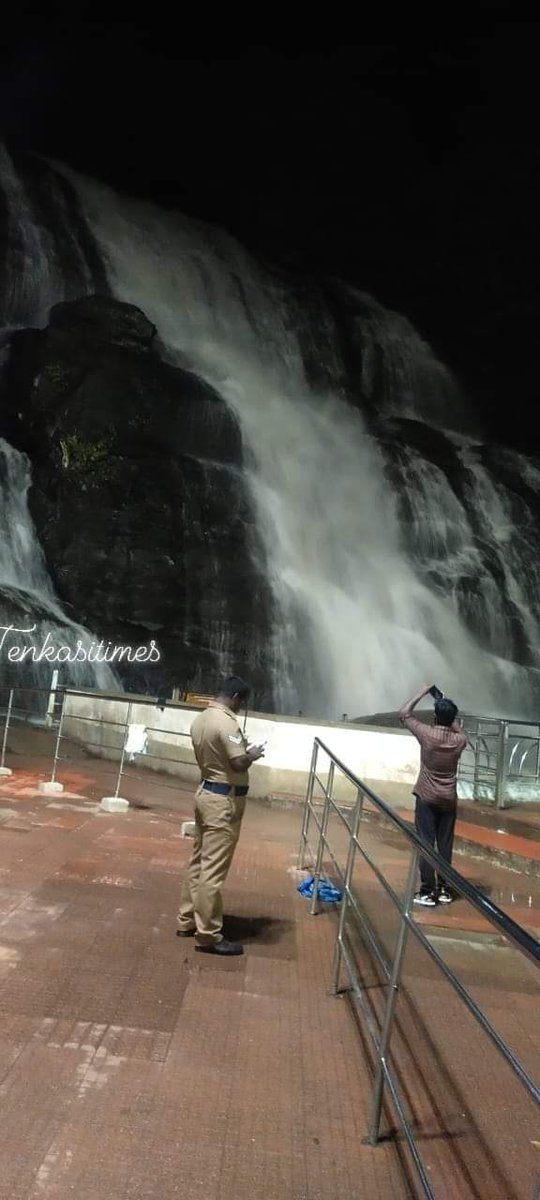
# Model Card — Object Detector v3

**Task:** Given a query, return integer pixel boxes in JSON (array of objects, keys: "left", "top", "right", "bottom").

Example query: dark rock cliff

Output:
[{"left": 0, "top": 294, "right": 275, "bottom": 706}]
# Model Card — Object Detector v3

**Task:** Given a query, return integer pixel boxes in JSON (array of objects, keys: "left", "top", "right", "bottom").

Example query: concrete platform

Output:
[
  {"left": 272, "top": 785, "right": 540, "bottom": 875},
  {"left": 0, "top": 743, "right": 538, "bottom": 1198},
  {"left": 367, "top": 800, "right": 540, "bottom": 879},
  {"left": 0, "top": 765, "right": 410, "bottom": 1199}
]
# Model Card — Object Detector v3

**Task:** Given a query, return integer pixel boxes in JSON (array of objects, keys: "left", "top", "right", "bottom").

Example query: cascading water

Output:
[
  {"left": 0, "top": 439, "right": 59, "bottom": 600},
  {"left": 0, "top": 145, "right": 107, "bottom": 338},
  {"left": 211, "top": 376, "right": 540, "bottom": 718},
  {"left": 1, "top": 145, "right": 540, "bottom": 718},
  {"left": 0, "top": 438, "right": 117, "bottom": 698},
  {"left": 59, "top": 166, "right": 540, "bottom": 718},
  {"left": 459, "top": 446, "right": 540, "bottom": 660}
]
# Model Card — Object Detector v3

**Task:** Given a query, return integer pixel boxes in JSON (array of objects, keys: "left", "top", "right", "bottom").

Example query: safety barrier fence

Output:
[
  {"left": 298, "top": 737, "right": 540, "bottom": 1199},
  {"left": 0, "top": 683, "right": 228, "bottom": 801},
  {"left": 4, "top": 681, "right": 540, "bottom": 810},
  {"left": 0, "top": 682, "right": 66, "bottom": 773},
  {"left": 56, "top": 693, "right": 195, "bottom": 803},
  {"left": 459, "top": 713, "right": 540, "bottom": 807}
]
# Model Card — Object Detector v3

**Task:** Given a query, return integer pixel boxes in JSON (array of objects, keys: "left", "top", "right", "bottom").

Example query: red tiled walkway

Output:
[
  {"left": 396, "top": 806, "right": 540, "bottom": 862},
  {"left": 0, "top": 746, "right": 539, "bottom": 1198},
  {"left": 0, "top": 775, "right": 409, "bottom": 1200}
]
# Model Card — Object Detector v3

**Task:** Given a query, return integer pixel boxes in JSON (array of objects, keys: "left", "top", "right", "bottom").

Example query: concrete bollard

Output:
[
  {"left": 0, "top": 766, "right": 13, "bottom": 777},
  {"left": 181, "top": 820, "right": 196, "bottom": 838},
  {"left": 38, "top": 780, "right": 64, "bottom": 795},
  {"left": 100, "top": 796, "right": 130, "bottom": 813}
]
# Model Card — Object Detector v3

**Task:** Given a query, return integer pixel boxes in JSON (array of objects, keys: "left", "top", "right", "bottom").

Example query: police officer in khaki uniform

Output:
[{"left": 176, "top": 676, "right": 265, "bottom": 956}]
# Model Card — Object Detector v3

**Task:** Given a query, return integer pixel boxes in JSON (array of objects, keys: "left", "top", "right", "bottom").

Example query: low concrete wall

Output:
[{"left": 62, "top": 690, "right": 423, "bottom": 809}]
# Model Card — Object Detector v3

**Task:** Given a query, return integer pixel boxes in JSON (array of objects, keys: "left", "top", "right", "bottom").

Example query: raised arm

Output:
[{"left": 399, "top": 683, "right": 434, "bottom": 724}]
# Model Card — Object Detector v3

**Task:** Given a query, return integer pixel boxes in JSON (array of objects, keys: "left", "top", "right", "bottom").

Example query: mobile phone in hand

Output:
[{"left": 429, "top": 685, "right": 444, "bottom": 701}]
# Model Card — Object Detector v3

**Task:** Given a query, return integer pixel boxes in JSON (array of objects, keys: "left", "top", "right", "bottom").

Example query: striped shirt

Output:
[{"left": 404, "top": 716, "right": 467, "bottom": 808}]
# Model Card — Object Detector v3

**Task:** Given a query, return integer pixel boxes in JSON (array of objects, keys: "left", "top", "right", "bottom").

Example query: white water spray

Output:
[
  {"left": 62, "top": 170, "right": 540, "bottom": 718},
  {"left": 0, "top": 439, "right": 116, "bottom": 693}
]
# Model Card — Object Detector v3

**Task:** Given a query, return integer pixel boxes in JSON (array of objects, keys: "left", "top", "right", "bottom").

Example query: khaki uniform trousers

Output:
[{"left": 177, "top": 785, "right": 246, "bottom": 945}]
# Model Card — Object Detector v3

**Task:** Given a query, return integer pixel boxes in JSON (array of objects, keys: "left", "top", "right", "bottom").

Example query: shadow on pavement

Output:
[{"left": 223, "top": 913, "right": 294, "bottom": 945}]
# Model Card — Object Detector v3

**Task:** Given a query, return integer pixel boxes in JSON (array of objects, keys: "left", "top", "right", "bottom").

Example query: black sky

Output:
[{"left": 1, "top": 16, "right": 539, "bottom": 445}]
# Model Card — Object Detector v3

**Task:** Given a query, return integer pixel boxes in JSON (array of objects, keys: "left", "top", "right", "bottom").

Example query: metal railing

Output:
[
  {"left": 0, "top": 683, "right": 234, "bottom": 801},
  {"left": 298, "top": 737, "right": 540, "bottom": 1199},
  {"left": 0, "top": 686, "right": 195, "bottom": 796},
  {"left": 49, "top": 688, "right": 198, "bottom": 801},
  {"left": 459, "top": 713, "right": 540, "bottom": 808},
  {"left": 0, "top": 681, "right": 66, "bottom": 774}
]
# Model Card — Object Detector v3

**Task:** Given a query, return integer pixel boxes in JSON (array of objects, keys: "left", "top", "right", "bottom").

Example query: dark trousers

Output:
[{"left": 414, "top": 797, "right": 457, "bottom": 892}]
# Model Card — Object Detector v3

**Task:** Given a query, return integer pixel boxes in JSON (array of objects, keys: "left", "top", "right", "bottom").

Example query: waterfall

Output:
[
  {"left": 62, "top": 167, "right": 540, "bottom": 718},
  {"left": 0, "top": 438, "right": 117, "bottom": 698},
  {"left": 460, "top": 446, "right": 540, "bottom": 663},
  {"left": 0, "top": 145, "right": 107, "bottom": 339},
  {"left": 2, "top": 146, "right": 540, "bottom": 719}
]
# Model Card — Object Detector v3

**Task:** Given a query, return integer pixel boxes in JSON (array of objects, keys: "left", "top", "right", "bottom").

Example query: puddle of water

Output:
[{"left": 0, "top": 943, "right": 20, "bottom": 977}]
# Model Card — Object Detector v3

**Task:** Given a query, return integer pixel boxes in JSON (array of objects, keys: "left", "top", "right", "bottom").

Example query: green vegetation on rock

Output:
[
  {"left": 41, "top": 361, "right": 75, "bottom": 392},
  {"left": 56, "top": 434, "right": 115, "bottom": 483}
]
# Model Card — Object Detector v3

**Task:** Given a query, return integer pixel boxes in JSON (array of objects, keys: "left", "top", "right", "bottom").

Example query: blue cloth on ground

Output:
[{"left": 297, "top": 875, "right": 342, "bottom": 902}]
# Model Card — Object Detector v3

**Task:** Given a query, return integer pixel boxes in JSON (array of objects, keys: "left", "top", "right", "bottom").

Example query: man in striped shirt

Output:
[{"left": 399, "top": 683, "right": 467, "bottom": 907}]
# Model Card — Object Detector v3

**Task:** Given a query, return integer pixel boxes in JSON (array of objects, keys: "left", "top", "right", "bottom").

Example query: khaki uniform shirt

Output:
[{"left": 190, "top": 701, "right": 249, "bottom": 788}]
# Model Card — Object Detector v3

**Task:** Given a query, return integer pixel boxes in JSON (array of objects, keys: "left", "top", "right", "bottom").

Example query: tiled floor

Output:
[
  {"left": 361, "top": 812, "right": 540, "bottom": 937},
  {"left": 0, "top": 767, "right": 410, "bottom": 1200},
  {"left": 399, "top": 804, "right": 540, "bottom": 864},
  {"left": 0, "top": 749, "right": 538, "bottom": 1198}
]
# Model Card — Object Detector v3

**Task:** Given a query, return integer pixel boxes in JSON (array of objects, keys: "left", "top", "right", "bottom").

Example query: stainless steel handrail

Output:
[
  {"left": 459, "top": 714, "right": 540, "bottom": 805},
  {"left": 463, "top": 712, "right": 540, "bottom": 729},
  {"left": 305, "top": 738, "right": 540, "bottom": 963},
  {"left": 0, "top": 684, "right": 197, "bottom": 799},
  {"left": 59, "top": 696, "right": 194, "bottom": 798},
  {"left": 298, "top": 737, "right": 540, "bottom": 1200}
]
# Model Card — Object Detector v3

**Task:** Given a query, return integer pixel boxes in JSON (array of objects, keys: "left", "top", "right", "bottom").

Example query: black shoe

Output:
[
  {"left": 176, "top": 929, "right": 195, "bottom": 937},
  {"left": 413, "top": 890, "right": 437, "bottom": 907},
  {"left": 195, "top": 938, "right": 244, "bottom": 956},
  {"left": 437, "top": 887, "right": 453, "bottom": 904}
]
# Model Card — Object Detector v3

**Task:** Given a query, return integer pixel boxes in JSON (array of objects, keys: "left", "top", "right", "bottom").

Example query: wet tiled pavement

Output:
[
  {"left": 307, "top": 808, "right": 540, "bottom": 1198},
  {"left": 0, "top": 765, "right": 411, "bottom": 1200},
  {"left": 359, "top": 812, "right": 540, "bottom": 939},
  {"left": 398, "top": 803, "right": 540, "bottom": 874},
  {"left": 0, "top": 747, "right": 538, "bottom": 1198}
]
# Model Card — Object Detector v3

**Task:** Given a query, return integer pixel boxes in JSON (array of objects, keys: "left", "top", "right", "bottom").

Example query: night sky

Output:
[{"left": 1, "top": 17, "right": 539, "bottom": 447}]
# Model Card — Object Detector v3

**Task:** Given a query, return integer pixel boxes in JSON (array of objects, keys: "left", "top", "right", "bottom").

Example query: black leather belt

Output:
[{"left": 202, "top": 781, "right": 249, "bottom": 796}]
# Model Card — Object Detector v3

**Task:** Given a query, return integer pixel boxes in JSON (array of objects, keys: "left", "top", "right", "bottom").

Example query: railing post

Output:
[
  {"left": 309, "top": 761, "right": 335, "bottom": 916},
  {"left": 472, "top": 720, "right": 481, "bottom": 799},
  {"left": 297, "top": 740, "right": 319, "bottom": 869},
  {"left": 45, "top": 669, "right": 59, "bottom": 729},
  {"left": 113, "top": 701, "right": 133, "bottom": 799},
  {"left": 330, "top": 786, "right": 363, "bottom": 995},
  {"left": 368, "top": 847, "right": 418, "bottom": 1145},
  {"left": 0, "top": 688, "right": 14, "bottom": 775},
  {"left": 49, "top": 689, "right": 67, "bottom": 785},
  {"left": 495, "top": 720, "right": 508, "bottom": 809},
  {"left": 36, "top": 689, "right": 66, "bottom": 795}
]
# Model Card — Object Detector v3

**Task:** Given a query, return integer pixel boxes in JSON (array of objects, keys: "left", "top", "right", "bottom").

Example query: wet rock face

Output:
[{"left": 0, "top": 295, "right": 276, "bottom": 707}]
